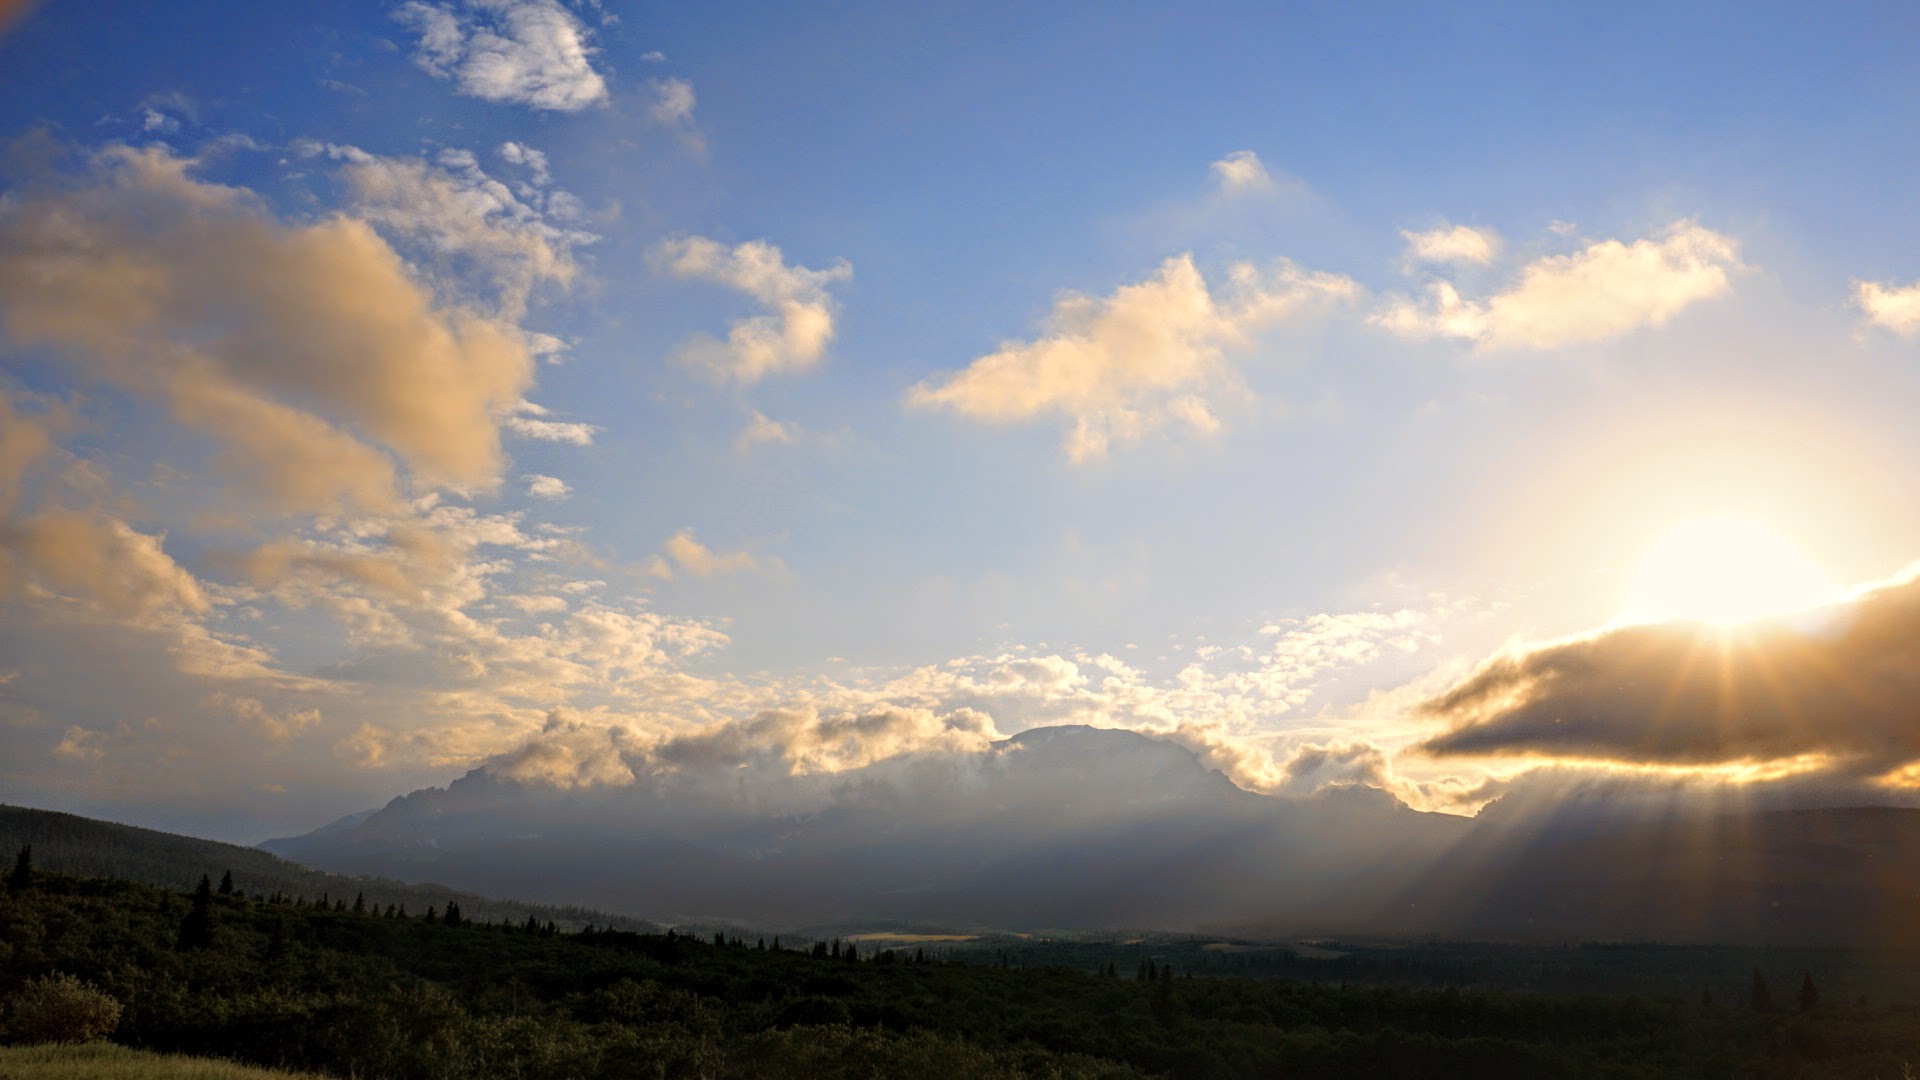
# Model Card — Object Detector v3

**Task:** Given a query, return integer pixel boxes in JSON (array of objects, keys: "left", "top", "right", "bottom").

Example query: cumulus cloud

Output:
[
  {"left": 1854, "top": 278, "right": 1920, "bottom": 337},
  {"left": 0, "top": 145, "right": 536, "bottom": 503},
  {"left": 907, "top": 254, "right": 1357, "bottom": 462},
  {"left": 1210, "top": 150, "right": 1273, "bottom": 194},
  {"left": 653, "top": 237, "right": 853, "bottom": 383},
  {"left": 1420, "top": 574, "right": 1920, "bottom": 787},
  {"left": 394, "top": 0, "right": 608, "bottom": 111},
  {"left": 524, "top": 473, "right": 570, "bottom": 499},
  {"left": 658, "top": 530, "right": 760, "bottom": 577},
  {"left": 653, "top": 705, "right": 1002, "bottom": 775},
  {"left": 1374, "top": 220, "right": 1741, "bottom": 352},
  {"left": 1400, "top": 223, "right": 1499, "bottom": 266},
  {"left": 204, "top": 692, "right": 322, "bottom": 741}
]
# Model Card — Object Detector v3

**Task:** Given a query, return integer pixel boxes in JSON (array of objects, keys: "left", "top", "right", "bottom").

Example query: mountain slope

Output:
[{"left": 0, "top": 804, "right": 651, "bottom": 930}]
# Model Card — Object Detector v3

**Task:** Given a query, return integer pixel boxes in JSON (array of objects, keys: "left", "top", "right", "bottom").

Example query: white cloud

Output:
[
  {"left": 1854, "top": 279, "right": 1920, "bottom": 337},
  {"left": 654, "top": 237, "right": 853, "bottom": 382},
  {"left": 647, "top": 76, "right": 696, "bottom": 126},
  {"left": 1210, "top": 150, "right": 1273, "bottom": 194},
  {"left": 524, "top": 474, "right": 570, "bottom": 500},
  {"left": 1400, "top": 223, "right": 1500, "bottom": 266},
  {"left": 908, "top": 254, "right": 1357, "bottom": 462},
  {"left": 660, "top": 530, "right": 760, "bottom": 576},
  {"left": 394, "top": 0, "right": 608, "bottom": 111},
  {"left": 303, "top": 141, "right": 596, "bottom": 317},
  {"left": 1374, "top": 220, "right": 1741, "bottom": 352},
  {"left": 522, "top": 472, "right": 564, "bottom": 499}
]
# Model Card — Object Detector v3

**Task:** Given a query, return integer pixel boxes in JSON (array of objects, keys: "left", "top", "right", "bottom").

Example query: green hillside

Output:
[{"left": 0, "top": 805, "right": 650, "bottom": 933}]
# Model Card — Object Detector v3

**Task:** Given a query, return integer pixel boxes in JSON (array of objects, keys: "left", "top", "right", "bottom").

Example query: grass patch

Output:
[{"left": 0, "top": 1043, "right": 329, "bottom": 1079}]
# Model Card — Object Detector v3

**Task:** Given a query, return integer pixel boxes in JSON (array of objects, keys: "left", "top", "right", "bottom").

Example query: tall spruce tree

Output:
[
  {"left": 218, "top": 870, "right": 234, "bottom": 895},
  {"left": 6, "top": 844, "right": 30, "bottom": 892},
  {"left": 178, "top": 874, "right": 216, "bottom": 950}
]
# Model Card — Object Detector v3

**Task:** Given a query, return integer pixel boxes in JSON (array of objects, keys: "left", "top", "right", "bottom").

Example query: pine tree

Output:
[
  {"left": 178, "top": 874, "right": 216, "bottom": 951},
  {"left": 443, "top": 901, "right": 462, "bottom": 927},
  {"left": 218, "top": 870, "right": 234, "bottom": 895},
  {"left": 1750, "top": 968, "right": 1774, "bottom": 1012},
  {"left": 7, "top": 844, "right": 31, "bottom": 892},
  {"left": 424, "top": 905, "right": 438, "bottom": 924},
  {"left": 352, "top": 892, "right": 366, "bottom": 915},
  {"left": 1799, "top": 973, "right": 1819, "bottom": 1013},
  {"left": 844, "top": 941, "right": 859, "bottom": 962}
]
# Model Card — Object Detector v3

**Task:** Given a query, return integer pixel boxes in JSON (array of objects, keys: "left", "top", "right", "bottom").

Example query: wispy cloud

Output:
[{"left": 1210, "top": 150, "right": 1273, "bottom": 194}]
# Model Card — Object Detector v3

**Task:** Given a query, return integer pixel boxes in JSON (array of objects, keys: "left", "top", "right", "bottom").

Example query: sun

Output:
[{"left": 1621, "top": 514, "right": 1836, "bottom": 626}]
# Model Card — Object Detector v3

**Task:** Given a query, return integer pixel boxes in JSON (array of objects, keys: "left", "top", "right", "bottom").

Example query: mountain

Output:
[
  {"left": 259, "top": 725, "right": 1920, "bottom": 943},
  {"left": 263, "top": 725, "right": 1470, "bottom": 931},
  {"left": 1392, "top": 802, "right": 1920, "bottom": 945},
  {"left": 0, "top": 803, "right": 652, "bottom": 930}
]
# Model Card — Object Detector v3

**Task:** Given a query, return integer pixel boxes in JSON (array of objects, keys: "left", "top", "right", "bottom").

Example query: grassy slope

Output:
[
  {"left": 0, "top": 1043, "right": 327, "bottom": 1079},
  {"left": 0, "top": 805, "right": 649, "bottom": 931}
]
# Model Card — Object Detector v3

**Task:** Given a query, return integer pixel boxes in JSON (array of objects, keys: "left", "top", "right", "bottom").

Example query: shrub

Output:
[{"left": 4, "top": 972, "right": 124, "bottom": 1045}]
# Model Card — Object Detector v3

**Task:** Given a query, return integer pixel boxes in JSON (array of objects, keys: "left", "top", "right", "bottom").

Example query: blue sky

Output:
[{"left": 5, "top": 0, "right": 1920, "bottom": 840}]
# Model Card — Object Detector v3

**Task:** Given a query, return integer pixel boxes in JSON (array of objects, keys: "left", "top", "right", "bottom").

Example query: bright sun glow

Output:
[{"left": 1622, "top": 514, "right": 1836, "bottom": 626}]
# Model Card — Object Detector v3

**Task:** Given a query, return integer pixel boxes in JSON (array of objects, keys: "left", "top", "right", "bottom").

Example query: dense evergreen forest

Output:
[{"left": 6, "top": 847, "right": 1920, "bottom": 1078}]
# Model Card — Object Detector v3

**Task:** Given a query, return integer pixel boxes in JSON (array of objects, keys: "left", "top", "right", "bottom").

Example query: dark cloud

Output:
[{"left": 1420, "top": 574, "right": 1920, "bottom": 780}]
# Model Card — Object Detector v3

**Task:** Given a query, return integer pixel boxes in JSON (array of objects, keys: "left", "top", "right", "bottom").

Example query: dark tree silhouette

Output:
[
  {"left": 353, "top": 891, "right": 366, "bottom": 915},
  {"left": 1799, "top": 973, "right": 1819, "bottom": 1013},
  {"left": 178, "top": 874, "right": 215, "bottom": 950},
  {"left": 443, "top": 901, "right": 462, "bottom": 927},
  {"left": 6, "top": 844, "right": 30, "bottom": 891},
  {"left": 1750, "top": 968, "right": 1773, "bottom": 1012},
  {"left": 218, "top": 869, "right": 234, "bottom": 895}
]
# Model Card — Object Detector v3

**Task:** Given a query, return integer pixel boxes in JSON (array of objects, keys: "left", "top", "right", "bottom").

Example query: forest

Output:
[{"left": 5, "top": 842, "right": 1920, "bottom": 1078}]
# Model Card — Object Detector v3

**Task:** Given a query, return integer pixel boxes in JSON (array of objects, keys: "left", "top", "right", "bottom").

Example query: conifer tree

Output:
[
  {"left": 443, "top": 901, "right": 462, "bottom": 927},
  {"left": 1799, "top": 973, "right": 1819, "bottom": 1012},
  {"left": 845, "top": 941, "right": 859, "bottom": 962},
  {"left": 425, "top": 905, "right": 438, "bottom": 924},
  {"left": 7, "top": 844, "right": 31, "bottom": 892},
  {"left": 352, "top": 892, "right": 366, "bottom": 915},
  {"left": 178, "top": 874, "right": 216, "bottom": 950},
  {"left": 1750, "top": 968, "right": 1773, "bottom": 1012},
  {"left": 218, "top": 870, "right": 234, "bottom": 895}
]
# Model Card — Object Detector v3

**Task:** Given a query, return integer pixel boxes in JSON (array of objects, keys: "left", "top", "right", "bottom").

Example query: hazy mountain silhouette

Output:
[
  {"left": 264, "top": 726, "right": 1466, "bottom": 930},
  {"left": 263, "top": 726, "right": 1920, "bottom": 942}
]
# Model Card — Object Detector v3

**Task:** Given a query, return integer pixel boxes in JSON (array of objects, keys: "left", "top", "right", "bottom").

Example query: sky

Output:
[{"left": 5, "top": 0, "right": 1920, "bottom": 842}]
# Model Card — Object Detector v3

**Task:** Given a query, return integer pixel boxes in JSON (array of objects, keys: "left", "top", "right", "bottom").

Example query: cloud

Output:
[
  {"left": 2, "top": 510, "right": 209, "bottom": 619},
  {"left": 736, "top": 410, "right": 797, "bottom": 450},
  {"left": 907, "top": 254, "right": 1357, "bottom": 462},
  {"left": 394, "top": 0, "right": 608, "bottom": 111},
  {"left": 502, "top": 400, "right": 598, "bottom": 444},
  {"left": 659, "top": 530, "right": 759, "bottom": 577},
  {"left": 1210, "top": 150, "right": 1273, "bottom": 194},
  {"left": 1854, "top": 278, "right": 1920, "bottom": 337},
  {"left": 651, "top": 704, "right": 1003, "bottom": 776},
  {"left": 204, "top": 692, "right": 322, "bottom": 741},
  {"left": 524, "top": 474, "right": 570, "bottom": 500},
  {"left": 1420, "top": 573, "right": 1920, "bottom": 786},
  {"left": 1374, "top": 220, "right": 1741, "bottom": 351},
  {"left": 0, "top": 145, "right": 537, "bottom": 503},
  {"left": 654, "top": 237, "right": 853, "bottom": 383},
  {"left": 1400, "top": 223, "right": 1499, "bottom": 266},
  {"left": 306, "top": 141, "right": 595, "bottom": 317},
  {"left": 646, "top": 76, "right": 696, "bottom": 126}
]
